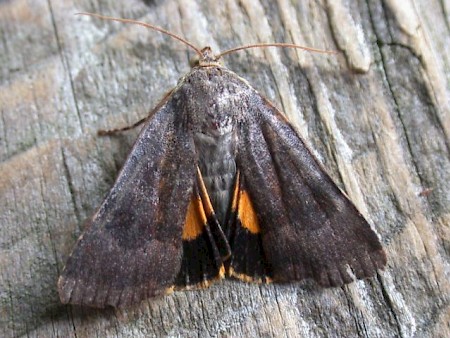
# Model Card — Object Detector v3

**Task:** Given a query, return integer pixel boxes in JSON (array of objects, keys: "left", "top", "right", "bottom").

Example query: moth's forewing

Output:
[
  {"left": 58, "top": 95, "right": 197, "bottom": 308},
  {"left": 235, "top": 91, "right": 386, "bottom": 287}
]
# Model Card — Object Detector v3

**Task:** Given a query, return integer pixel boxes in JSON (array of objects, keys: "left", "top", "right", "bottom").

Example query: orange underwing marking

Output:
[
  {"left": 229, "top": 170, "right": 261, "bottom": 234},
  {"left": 165, "top": 285, "right": 175, "bottom": 295},
  {"left": 196, "top": 166, "right": 215, "bottom": 218},
  {"left": 176, "top": 265, "right": 226, "bottom": 291},
  {"left": 226, "top": 172, "right": 272, "bottom": 283},
  {"left": 194, "top": 167, "right": 231, "bottom": 260},
  {"left": 228, "top": 267, "right": 273, "bottom": 284},
  {"left": 174, "top": 166, "right": 229, "bottom": 290},
  {"left": 182, "top": 196, "right": 206, "bottom": 240},
  {"left": 230, "top": 171, "right": 240, "bottom": 212},
  {"left": 238, "top": 190, "right": 261, "bottom": 235}
]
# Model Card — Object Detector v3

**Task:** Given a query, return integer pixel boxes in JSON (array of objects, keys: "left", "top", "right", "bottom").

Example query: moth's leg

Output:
[
  {"left": 98, "top": 116, "right": 148, "bottom": 136},
  {"left": 97, "top": 88, "right": 174, "bottom": 136},
  {"left": 196, "top": 167, "right": 231, "bottom": 260}
]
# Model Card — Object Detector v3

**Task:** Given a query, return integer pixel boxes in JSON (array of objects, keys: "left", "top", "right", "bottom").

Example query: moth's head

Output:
[{"left": 190, "top": 47, "right": 222, "bottom": 68}]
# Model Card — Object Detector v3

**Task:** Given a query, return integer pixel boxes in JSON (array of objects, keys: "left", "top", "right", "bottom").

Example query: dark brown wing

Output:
[
  {"left": 58, "top": 96, "right": 197, "bottom": 308},
  {"left": 236, "top": 96, "right": 386, "bottom": 287}
]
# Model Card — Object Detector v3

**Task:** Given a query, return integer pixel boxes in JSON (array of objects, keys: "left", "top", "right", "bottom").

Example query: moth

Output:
[{"left": 58, "top": 13, "right": 387, "bottom": 308}]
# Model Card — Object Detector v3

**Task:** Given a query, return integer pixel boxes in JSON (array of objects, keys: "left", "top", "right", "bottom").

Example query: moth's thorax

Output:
[{"left": 179, "top": 66, "right": 252, "bottom": 137}]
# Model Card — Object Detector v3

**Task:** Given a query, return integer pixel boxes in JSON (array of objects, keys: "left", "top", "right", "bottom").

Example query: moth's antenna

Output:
[
  {"left": 76, "top": 13, "right": 336, "bottom": 60},
  {"left": 217, "top": 43, "right": 338, "bottom": 58},
  {"left": 76, "top": 12, "right": 204, "bottom": 57}
]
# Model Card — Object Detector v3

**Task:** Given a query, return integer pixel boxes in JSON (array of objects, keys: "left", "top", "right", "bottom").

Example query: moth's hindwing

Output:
[
  {"left": 174, "top": 167, "right": 230, "bottom": 289},
  {"left": 227, "top": 171, "right": 273, "bottom": 283}
]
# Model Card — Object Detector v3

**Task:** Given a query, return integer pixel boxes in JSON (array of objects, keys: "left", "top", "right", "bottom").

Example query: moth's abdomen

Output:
[{"left": 194, "top": 131, "right": 237, "bottom": 227}]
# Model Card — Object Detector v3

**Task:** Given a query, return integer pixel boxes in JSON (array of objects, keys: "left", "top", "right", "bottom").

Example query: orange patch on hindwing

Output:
[
  {"left": 182, "top": 197, "right": 207, "bottom": 240},
  {"left": 238, "top": 190, "right": 261, "bottom": 234}
]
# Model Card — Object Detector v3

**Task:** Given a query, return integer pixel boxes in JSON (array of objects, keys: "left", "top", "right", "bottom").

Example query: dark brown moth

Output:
[{"left": 58, "top": 13, "right": 387, "bottom": 308}]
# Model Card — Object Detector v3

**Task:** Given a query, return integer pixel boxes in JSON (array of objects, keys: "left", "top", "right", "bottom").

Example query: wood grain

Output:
[{"left": 1, "top": 0, "right": 449, "bottom": 337}]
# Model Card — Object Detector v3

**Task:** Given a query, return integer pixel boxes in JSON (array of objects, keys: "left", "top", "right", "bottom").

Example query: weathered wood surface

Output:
[{"left": 1, "top": 0, "right": 449, "bottom": 337}]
